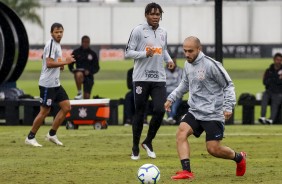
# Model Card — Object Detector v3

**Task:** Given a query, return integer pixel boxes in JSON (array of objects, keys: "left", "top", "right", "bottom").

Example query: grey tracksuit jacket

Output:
[
  {"left": 167, "top": 51, "right": 236, "bottom": 122},
  {"left": 165, "top": 66, "right": 183, "bottom": 94},
  {"left": 125, "top": 21, "right": 173, "bottom": 82}
]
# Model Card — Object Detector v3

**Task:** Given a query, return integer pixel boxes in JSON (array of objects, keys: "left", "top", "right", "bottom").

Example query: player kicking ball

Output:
[{"left": 164, "top": 36, "right": 246, "bottom": 180}]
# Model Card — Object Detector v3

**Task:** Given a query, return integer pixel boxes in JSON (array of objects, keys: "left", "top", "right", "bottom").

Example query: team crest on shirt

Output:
[
  {"left": 87, "top": 54, "right": 93, "bottom": 60},
  {"left": 197, "top": 69, "right": 206, "bottom": 80},
  {"left": 78, "top": 107, "right": 87, "bottom": 118},
  {"left": 46, "top": 99, "right": 52, "bottom": 106},
  {"left": 136, "top": 86, "right": 142, "bottom": 94}
]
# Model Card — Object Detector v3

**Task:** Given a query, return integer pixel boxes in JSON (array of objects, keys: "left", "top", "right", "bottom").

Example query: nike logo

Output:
[
  {"left": 144, "top": 36, "right": 149, "bottom": 38},
  {"left": 215, "top": 134, "right": 221, "bottom": 138}
]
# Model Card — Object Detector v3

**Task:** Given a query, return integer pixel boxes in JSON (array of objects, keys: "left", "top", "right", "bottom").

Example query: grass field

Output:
[
  {"left": 17, "top": 58, "right": 272, "bottom": 123},
  {"left": 0, "top": 125, "right": 282, "bottom": 184},
  {"left": 2, "top": 58, "right": 282, "bottom": 183}
]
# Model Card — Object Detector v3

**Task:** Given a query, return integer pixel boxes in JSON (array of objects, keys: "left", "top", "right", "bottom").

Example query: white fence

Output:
[{"left": 23, "top": 1, "right": 282, "bottom": 45}]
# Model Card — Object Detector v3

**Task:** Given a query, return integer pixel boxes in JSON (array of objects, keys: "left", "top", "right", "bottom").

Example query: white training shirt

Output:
[{"left": 39, "top": 39, "right": 62, "bottom": 87}]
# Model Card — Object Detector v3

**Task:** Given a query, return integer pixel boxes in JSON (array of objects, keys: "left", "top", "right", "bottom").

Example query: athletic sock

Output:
[
  {"left": 181, "top": 159, "right": 191, "bottom": 172},
  {"left": 27, "top": 131, "right": 35, "bottom": 139},
  {"left": 233, "top": 152, "right": 243, "bottom": 163},
  {"left": 49, "top": 129, "right": 56, "bottom": 136},
  {"left": 77, "top": 90, "right": 82, "bottom": 94}
]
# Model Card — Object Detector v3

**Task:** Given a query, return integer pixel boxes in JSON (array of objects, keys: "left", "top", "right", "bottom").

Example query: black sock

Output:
[
  {"left": 27, "top": 131, "right": 35, "bottom": 139},
  {"left": 49, "top": 129, "right": 56, "bottom": 136},
  {"left": 181, "top": 159, "right": 191, "bottom": 172},
  {"left": 233, "top": 152, "right": 243, "bottom": 163}
]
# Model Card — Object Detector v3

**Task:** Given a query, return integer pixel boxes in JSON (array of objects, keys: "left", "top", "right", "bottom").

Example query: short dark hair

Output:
[
  {"left": 273, "top": 52, "right": 282, "bottom": 59},
  {"left": 50, "top": 23, "right": 64, "bottom": 33},
  {"left": 81, "top": 35, "right": 90, "bottom": 42},
  {"left": 145, "top": 2, "right": 163, "bottom": 18}
]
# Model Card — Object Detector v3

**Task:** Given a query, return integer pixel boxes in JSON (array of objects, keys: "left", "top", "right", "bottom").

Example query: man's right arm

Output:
[{"left": 125, "top": 27, "right": 147, "bottom": 59}]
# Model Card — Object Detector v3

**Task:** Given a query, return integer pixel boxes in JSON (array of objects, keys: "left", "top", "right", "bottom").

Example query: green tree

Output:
[{"left": 1, "top": 0, "right": 43, "bottom": 28}]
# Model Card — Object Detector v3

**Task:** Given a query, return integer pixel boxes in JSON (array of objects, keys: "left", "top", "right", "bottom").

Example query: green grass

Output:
[
  {"left": 0, "top": 125, "right": 282, "bottom": 183},
  {"left": 3, "top": 58, "right": 281, "bottom": 183},
  {"left": 17, "top": 58, "right": 273, "bottom": 123}
]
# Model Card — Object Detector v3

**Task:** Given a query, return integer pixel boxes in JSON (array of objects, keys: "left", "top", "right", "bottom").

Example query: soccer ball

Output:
[{"left": 137, "top": 163, "right": 160, "bottom": 184}]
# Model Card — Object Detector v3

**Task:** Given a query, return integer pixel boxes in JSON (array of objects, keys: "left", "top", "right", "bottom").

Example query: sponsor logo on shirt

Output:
[
  {"left": 145, "top": 46, "right": 162, "bottom": 55},
  {"left": 145, "top": 70, "right": 159, "bottom": 79}
]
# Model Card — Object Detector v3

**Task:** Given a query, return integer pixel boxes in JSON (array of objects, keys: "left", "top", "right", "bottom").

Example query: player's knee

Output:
[
  {"left": 176, "top": 125, "right": 189, "bottom": 143},
  {"left": 62, "top": 104, "right": 71, "bottom": 113},
  {"left": 75, "top": 71, "right": 83, "bottom": 78},
  {"left": 39, "top": 110, "right": 50, "bottom": 118}
]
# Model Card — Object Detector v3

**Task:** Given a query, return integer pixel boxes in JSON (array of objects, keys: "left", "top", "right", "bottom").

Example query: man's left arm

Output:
[{"left": 213, "top": 63, "right": 236, "bottom": 115}]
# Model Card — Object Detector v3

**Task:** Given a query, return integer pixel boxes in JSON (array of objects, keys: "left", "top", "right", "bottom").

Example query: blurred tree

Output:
[{"left": 1, "top": 0, "right": 43, "bottom": 28}]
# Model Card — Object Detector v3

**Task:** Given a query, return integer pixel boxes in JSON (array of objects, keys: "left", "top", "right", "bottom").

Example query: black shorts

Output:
[
  {"left": 39, "top": 86, "right": 69, "bottom": 107},
  {"left": 181, "top": 111, "right": 225, "bottom": 141},
  {"left": 83, "top": 76, "right": 94, "bottom": 94}
]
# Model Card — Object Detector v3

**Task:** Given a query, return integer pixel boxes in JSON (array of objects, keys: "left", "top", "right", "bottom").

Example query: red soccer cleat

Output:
[
  {"left": 171, "top": 170, "right": 194, "bottom": 180},
  {"left": 236, "top": 151, "right": 247, "bottom": 176}
]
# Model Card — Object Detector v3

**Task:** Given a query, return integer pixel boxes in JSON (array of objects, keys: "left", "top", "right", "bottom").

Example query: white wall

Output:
[{"left": 23, "top": 1, "right": 282, "bottom": 45}]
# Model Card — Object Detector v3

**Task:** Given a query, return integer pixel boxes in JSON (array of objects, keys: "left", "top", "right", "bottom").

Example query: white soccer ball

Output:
[{"left": 137, "top": 163, "right": 160, "bottom": 184}]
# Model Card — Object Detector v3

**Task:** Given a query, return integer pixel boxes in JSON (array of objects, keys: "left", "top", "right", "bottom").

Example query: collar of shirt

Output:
[
  {"left": 190, "top": 51, "right": 204, "bottom": 65},
  {"left": 144, "top": 21, "right": 159, "bottom": 31}
]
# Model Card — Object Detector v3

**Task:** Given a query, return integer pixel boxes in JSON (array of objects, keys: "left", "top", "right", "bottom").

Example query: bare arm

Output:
[{"left": 46, "top": 55, "right": 75, "bottom": 68}]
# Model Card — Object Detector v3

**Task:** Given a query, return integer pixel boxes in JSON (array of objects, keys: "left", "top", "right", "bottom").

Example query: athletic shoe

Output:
[
  {"left": 141, "top": 143, "right": 156, "bottom": 159},
  {"left": 124, "top": 119, "right": 132, "bottom": 126},
  {"left": 45, "top": 133, "right": 64, "bottom": 146},
  {"left": 74, "top": 92, "right": 83, "bottom": 100},
  {"left": 167, "top": 117, "right": 176, "bottom": 125},
  {"left": 25, "top": 137, "right": 42, "bottom": 147},
  {"left": 131, "top": 149, "right": 140, "bottom": 160},
  {"left": 258, "top": 117, "right": 266, "bottom": 124},
  {"left": 236, "top": 151, "right": 247, "bottom": 176},
  {"left": 171, "top": 170, "right": 194, "bottom": 180},
  {"left": 265, "top": 119, "right": 273, "bottom": 125}
]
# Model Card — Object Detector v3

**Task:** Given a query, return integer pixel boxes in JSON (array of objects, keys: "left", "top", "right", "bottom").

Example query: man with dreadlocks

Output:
[{"left": 125, "top": 2, "right": 175, "bottom": 160}]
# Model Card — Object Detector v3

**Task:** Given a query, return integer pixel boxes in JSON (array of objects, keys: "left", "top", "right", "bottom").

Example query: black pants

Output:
[
  {"left": 260, "top": 90, "right": 270, "bottom": 117},
  {"left": 124, "top": 90, "right": 148, "bottom": 124},
  {"left": 270, "top": 93, "right": 282, "bottom": 121},
  {"left": 132, "top": 81, "right": 166, "bottom": 150}
]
